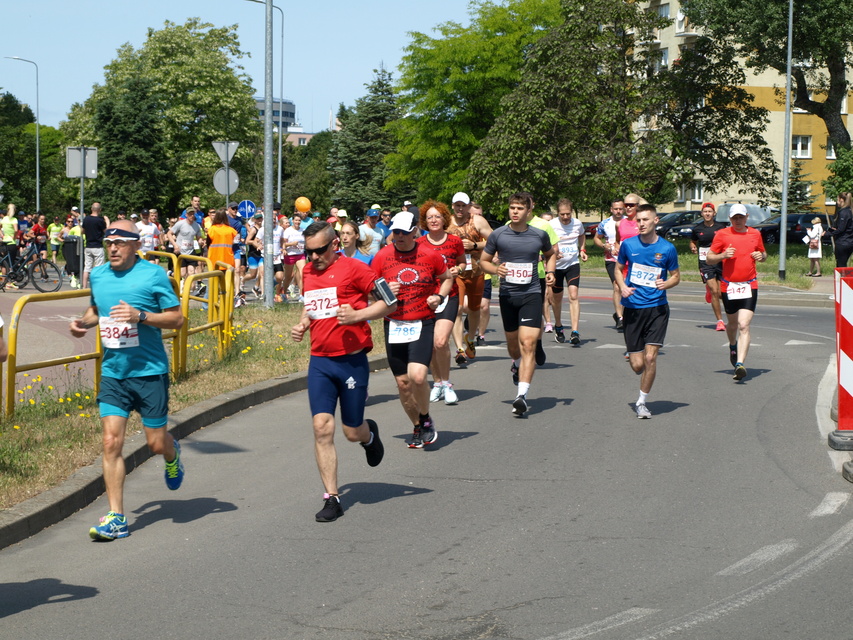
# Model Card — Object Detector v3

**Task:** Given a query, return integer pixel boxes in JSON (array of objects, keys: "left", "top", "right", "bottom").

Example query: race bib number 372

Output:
[{"left": 304, "top": 287, "right": 338, "bottom": 319}]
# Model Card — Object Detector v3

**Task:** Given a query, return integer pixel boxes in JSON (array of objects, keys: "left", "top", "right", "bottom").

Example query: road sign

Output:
[
  {"left": 238, "top": 200, "right": 256, "bottom": 218},
  {"left": 212, "top": 141, "right": 240, "bottom": 164},
  {"left": 66, "top": 147, "right": 98, "bottom": 179},
  {"left": 213, "top": 168, "right": 239, "bottom": 196}
]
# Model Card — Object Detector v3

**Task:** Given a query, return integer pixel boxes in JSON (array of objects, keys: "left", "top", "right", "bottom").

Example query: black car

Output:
[
  {"left": 656, "top": 210, "right": 702, "bottom": 238},
  {"left": 753, "top": 213, "right": 829, "bottom": 244}
]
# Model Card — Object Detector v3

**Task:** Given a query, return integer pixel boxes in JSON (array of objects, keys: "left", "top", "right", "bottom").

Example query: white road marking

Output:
[
  {"left": 630, "top": 519, "right": 853, "bottom": 640},
  {"left": 716, "top": 541, "right": 799, "bottom": 576},
  {"left": 540, "top": 608, "right": 659, "bottom": 640},
  {"left": 596, "top": 344, "right": 629, "bottom": 349},
  {"left": 809, "top": 492, "right": 850, "bottom": 518},
  {"left": 785, "top": 339, "right": 825, "bottom": 346},
  {"left": 815, "top": 355, "right": 848, "bottom": 472}
]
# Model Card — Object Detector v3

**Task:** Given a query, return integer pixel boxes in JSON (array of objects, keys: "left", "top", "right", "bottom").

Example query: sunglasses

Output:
[
  {"left": 103, "top": 238, "right": 135, "bottom": 247},
  {"left": 392, "top": 229, "right": 415, "bottom": 235},
  {"left": 305, "top": 239, "right": 335, "bottom": 257},
  {"left": 625, "top": 202, "right": 638, "bottom": 207}
]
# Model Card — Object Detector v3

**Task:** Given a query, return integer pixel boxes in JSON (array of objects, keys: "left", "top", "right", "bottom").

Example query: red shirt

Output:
[
  {"left": 710, "top": 227, "right": 765, "bottom": 291},
  {"left": 302, "top": 256, "right": 376, "bottom": 357},
  {"left": 416, "top": 234, "right": 463, "bottom": 298},
  {"left": 372, "top": 243, "right": 447, "bottom": 321},
  {"left": 31, "top": 223, "right": 47, "bottom": 243}
]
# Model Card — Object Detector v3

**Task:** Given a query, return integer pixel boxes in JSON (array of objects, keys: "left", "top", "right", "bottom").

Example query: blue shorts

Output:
[
  {"left": 307, "top": 351, "right": 369, "bottom": 428},
  {"left": 247, "top": 255, "right": 261, "bottom": 269},
  {"left": 97, "top": 373, "right": 170, "bottom": 428}
]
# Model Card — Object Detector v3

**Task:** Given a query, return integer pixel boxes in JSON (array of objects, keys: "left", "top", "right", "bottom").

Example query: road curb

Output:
[{"left": 0, "top": 354, "right": 389, "bottom": 550}]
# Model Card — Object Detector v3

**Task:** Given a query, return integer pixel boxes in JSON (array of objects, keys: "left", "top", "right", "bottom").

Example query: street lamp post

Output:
[
  {"left": 4, "top": 56, "right": 40, "bottom": 212},
  {"left": 245, "top": 0, "right": 284, "bottom": 205}
]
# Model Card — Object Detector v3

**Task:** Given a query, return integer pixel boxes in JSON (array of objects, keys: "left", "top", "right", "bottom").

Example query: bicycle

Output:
[{"left": 0, "top": 242, "right": 63, "bottom": 293}]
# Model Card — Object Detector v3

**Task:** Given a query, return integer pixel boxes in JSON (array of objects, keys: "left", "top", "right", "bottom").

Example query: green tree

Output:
[
  {"left": 60, "top": 19, "right": 261, "bottom": 213},
  {"left": 92, "top": 75, "right": 170, "bottom": 213},
  {"left": 654, "top": 36, "right": 778, "bottom": 202},
  {"left": 328, "top": 68, "right": 407, "bottom": 215},
  {"left": 684, "top": 0, "right": 853, "bottom": 151},
  {"left": 467, "top": 0, "right": 671, "bottom": 215},
  {"left": 771, "top": 160, "right": 817, "bottom": 212},
  {"left": 386, "top": 0, "right": 563, "bottom": 203},
  {"left": 824, "top": 146, "right": 853, "bottom": 200}
]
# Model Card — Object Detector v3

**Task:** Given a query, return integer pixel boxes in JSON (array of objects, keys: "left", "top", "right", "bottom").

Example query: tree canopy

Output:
[
  {"left": 61, "top": 18, "right": 261, "bottom": 213},
  {"left": 386, "top": 0, "right": 563, "bottom": 204},
  {"left": 684, "top": 0, "right": 853, "bottom": 151}
]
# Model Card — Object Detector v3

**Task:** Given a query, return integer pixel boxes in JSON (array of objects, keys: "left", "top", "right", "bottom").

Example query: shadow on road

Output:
[
  {"left": 131, "top": 496, "right": 238, "bottom": 532},
  {"left": 0, "top": 578, "right": 98, "bottom": 618},
  {"left": 338, "top": 481, "right": 432, "bottom": 507}
]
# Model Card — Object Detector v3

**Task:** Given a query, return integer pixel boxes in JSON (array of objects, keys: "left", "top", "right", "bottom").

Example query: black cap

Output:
[{"left": 228, "top": 201, "right": 239, "bottom": 209}]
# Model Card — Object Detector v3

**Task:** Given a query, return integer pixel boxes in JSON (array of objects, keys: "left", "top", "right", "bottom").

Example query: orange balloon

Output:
[{"left": 295, "top": 196, "right": 311, "bottom": 213}]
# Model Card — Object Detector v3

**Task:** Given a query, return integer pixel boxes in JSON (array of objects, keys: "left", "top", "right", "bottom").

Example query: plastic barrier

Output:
[{"left": 829, "top": 267, "right": 853, "bottom": 451}]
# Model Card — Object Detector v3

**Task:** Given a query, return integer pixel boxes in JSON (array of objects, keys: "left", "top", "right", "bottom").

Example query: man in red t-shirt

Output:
[
  {"left": 706, "top": 203, "right": 767, "bottom": 381},
  {"left": 372, "top": 211, "right": 453, "bottom": 449},
  {"left": 292, "top": 221, "right": 396, "bottom": 523}
]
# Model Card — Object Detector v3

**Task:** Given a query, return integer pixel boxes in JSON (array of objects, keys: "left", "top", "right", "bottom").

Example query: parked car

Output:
[
  {"left": 656, "top": 210, "right": 701, "bottom": 238},
  {"left": 583, "top": 220, "right": 602, "bottom": 237},
  {"left": 667, "top": 203, "right": 774, "bottom": 240},
  {"left": 753, "top": 213, "right": 830, "bottom": 244}
]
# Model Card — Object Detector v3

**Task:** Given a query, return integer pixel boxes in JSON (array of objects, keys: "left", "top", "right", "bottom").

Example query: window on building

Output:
[
  {"left": 791, "top": 135, "right": 811, "bottom": 158},
  {"left": 676, "top": 180, "right": 703, "bottom": 202},
  {"left": 657, "top": 4, "right": 670, "bottom": 19},
  {"left": 298, "top": 137, "right": 307, "bottom": 146},
  {"left": 258, "top": 109, "right": 265, "bottom": 116},
  {"left": 827, "top": 138, "right": 837, "bottom": 160}
]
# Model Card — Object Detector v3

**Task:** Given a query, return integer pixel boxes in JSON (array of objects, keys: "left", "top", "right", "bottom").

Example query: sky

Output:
[{"left": 2, "top": 0, "right": 472, "bottom": 133}]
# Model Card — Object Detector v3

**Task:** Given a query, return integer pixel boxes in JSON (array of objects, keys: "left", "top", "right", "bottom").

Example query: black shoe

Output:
[
  {"left": 476, "top": 335, "right": 486, "bottom": 346},
  {"left": 420, "top": 418, "right": 438, "bottom": 447},
  {"left": 510, "top": 362, "right": 519, "bottom": 385},
  {"left": 616, "top": 317, "right": 624, "bottom": 332},
  {"left": 512, "top": 395, "right": 528, "bottom": 416},
  {"left": 554, "top": 327, "right": 566, "bottom": 343},
  {"left": 733, "top": 364, "right": 747, "bottom": 381},
  {"left": 315, "top": 494, "right": 344, "bottom": 522},
  {"left": 535, "top": 340, "right": 546, "bottom": 366},
  {"left": 455, "top": 349, "right": 468, "bottom": 366},
  {"left": 408, "top": 425, "right": 423, "bottom": 449},
  {"left": 729, "top": 347, "right": 738, "bottom": 367},
  {"left": 570, "top": 330, "right": 580, "bottom": 345},
  {"left": 361, "top": 419, "right": 384, "bottom": 467}
]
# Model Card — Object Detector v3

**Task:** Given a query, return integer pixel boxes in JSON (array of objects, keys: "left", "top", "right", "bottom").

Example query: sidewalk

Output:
[{"left": 0, "top": 275, "right": 838, "bottom": 550}]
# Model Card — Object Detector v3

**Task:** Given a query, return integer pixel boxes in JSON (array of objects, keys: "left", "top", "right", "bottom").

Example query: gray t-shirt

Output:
[
  {"left": 484, "top": 225, "right": 552, "bottom": 297},
  {"left": 170, "top": 219, "right": 201, "bottom": 255}
]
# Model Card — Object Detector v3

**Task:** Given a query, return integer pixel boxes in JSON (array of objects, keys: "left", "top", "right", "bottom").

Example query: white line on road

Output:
[
  {"left": 716, "top": 540, "right": 799, "bottom": 576},
  {"left": 540, "top": 608, "right": 659, "bottom": 640},
  {"left": 809, "top": 492, "right": 850, "bottom": 518},
  {"left": 814, "top": 354, "right": 848, "bottom": 472},
  {"left": 596, "top": 344, "right": 628, "bottom": 349}
]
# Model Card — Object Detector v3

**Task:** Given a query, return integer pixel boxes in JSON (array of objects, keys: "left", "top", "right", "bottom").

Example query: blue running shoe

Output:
[
  {"left": 165, "top": 439, "right": 184, "bottom": 491},
  {"left": 89, "top": 511, "right": 128, "bottom": 540}
]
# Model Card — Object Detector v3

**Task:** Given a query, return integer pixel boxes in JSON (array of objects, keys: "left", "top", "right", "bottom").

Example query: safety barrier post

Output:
[{"left": 829, "top": 267, "right": 853, "bottom": 451}]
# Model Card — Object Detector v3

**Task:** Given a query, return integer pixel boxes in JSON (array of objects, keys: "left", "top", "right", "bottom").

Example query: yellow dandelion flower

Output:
[
  {"left": 23, "top": 373, "right": 29, "bottom": 377},
  {"left": 28, "top": 399, "right": 35, "bottom": 405},
  {"left": 47, "top": 385, "right": 53, "bottom": 390},
  {"left": 36, "top": 375, "right": 42, "bottom": 382},
  {"left": 13, "top": 425, "right": 20, "bottom": 430},
  {"left": 59, "top": 398, "right": 64, "bottom": 403},
  {"left": 85, "top": 395, "right": 90, "bottom": 400},
  {"left": 17, "top": 390, "right": 23, "bottom": 395},
  {"left": 26, "top": 385, "right": 32, "bottom": 390},
  {"left": 75, "top": 393, "right": 81, "bottom": 397}
]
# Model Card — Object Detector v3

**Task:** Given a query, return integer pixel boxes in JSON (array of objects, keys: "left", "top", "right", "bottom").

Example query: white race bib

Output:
[
  {"left": 560, "top": 243, "right": 578, "bottom": 261},
  {"left": 99, "top": 317, "right": 139, "bottom": 349},
  {"left": 727, "top": 281, "right": 751, "bottom": 300},
  {"left": 464, "top": 253, "right": 473, "bottom": 271},
  {"left": 388, "top": 319, "right": 423, "bottom": 344},
  {"left": 698, "top": 246, "right": 709, "bottom": 261},
  {"left": 304, "top": 286, "right": 339, "bottom": 319},
  {"left": 505, "top": 262, "right": 534, "bottom": 285},
  {"left": 630, "top": 263, "right": 661, "bottom": 288}
]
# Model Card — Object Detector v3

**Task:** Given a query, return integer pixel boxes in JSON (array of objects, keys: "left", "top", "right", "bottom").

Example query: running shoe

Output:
[
  {"left": 315, "top": 494, "right": 344, "bottom": 522},
  {"left": 420, "top": 419, "right": 438, "bottom": 447},
  {"left": 512, "top": 395, "right": 529, "bottom": 416},
  {"left": 464, "top": 337, "right": 476, "bottom": 359},
  {"left": 252, "top": 285, "right": 262, "bottom": 299},
  {"left": 616, "top": 317, "right": 624, "bottom": 332},
  {"left": 570, "top": 330, "right": 580, "bottom": 345},
  {"left": 544, "top": 322, "right": 553, "bottom": 333},
  {"left": 510, "top": 362, "right": 519, "bottom": 385},
  {"left": 554, "top": 326, "right": 566, "bottom": 343},
  {"left": 733, "top": 364, "right": 747, "bottom": 381},
  {"left": 476, "top": 335, "right": 486, "bottom": 346},
  {"left": 535, "top": 340, "right": 547, "bottom": 366},
  {"left": 729, "top": 347, "right": 738, "bottom": 367},
  {"left": 443, "top": 383, "right": 458, "bottom": 405},
  {"left": 408, "top": 425, "right": 423, "bottom": 449},
  {"left": 716, "top": 320, "right": 726, "bottom": 332},
  {"left": 164, "top": 439, "right": 184, "bottom": 491},
  {"left": 455, "top": 349, "right": 468, "bottom": 366},
  {"left": 430, "top": 383, "right": 444, "bottom": 403},
  {"left": 197, "top": 282, "right": 207, "bottom": 297},
  {"left": 636, "top": 403, "right": 652, "bottom": 419},
  {"left": 361, "top": 419, "right": 384, "bottom": 467},
  {"left": 89, "top": 511, "right": 129, "bottom": 540}
]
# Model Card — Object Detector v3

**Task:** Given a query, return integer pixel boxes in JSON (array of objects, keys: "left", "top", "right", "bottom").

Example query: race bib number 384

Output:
[{"left": 99, "top": 317, "right": 139, "bottom": 349}]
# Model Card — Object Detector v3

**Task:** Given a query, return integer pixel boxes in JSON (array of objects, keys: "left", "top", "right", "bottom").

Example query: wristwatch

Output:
[{"left": 137, "top": 311, "right": 148, "bottom": 324}]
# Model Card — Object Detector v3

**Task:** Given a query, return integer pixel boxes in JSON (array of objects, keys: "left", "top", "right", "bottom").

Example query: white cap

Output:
[
  {"left": 729, "top": 203, "right": 748, "bottom": 218},
  {"left": 336, "top": 209, "right": 348, "bottom": 217},
  {"left": 403, "top": 200, "right": 412, "bottom": 206},
  {"left": 371, "top": 203, "right": 381, "bottom": 210},
  {"left": 452, "top": 192, "right": 470, "bottom": 205},
  {"left": 389, "top": 211, "right": 417, "bottom": 233}
]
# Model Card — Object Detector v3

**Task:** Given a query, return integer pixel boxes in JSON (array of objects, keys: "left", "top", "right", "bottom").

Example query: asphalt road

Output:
[{"left": 0, "top": 286, "right": 847, "bottom": 639}]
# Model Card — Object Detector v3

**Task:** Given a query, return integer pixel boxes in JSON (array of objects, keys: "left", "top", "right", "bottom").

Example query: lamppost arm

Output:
[{"left": 4, "top": 56, "right": 40, "bottom": 212}]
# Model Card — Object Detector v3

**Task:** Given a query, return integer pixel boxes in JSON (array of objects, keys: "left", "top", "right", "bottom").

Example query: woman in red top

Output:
[
  {"left": 416, "top": 200, "right": 465, "bottom": 405},
  {"left": 29, "top": 213, "right": 48, "bottom": 260}
]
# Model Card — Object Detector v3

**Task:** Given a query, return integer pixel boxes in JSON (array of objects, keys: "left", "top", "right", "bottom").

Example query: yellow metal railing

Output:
[{"left": 2, "top": 261, "right": 236, "bottom": 417}]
